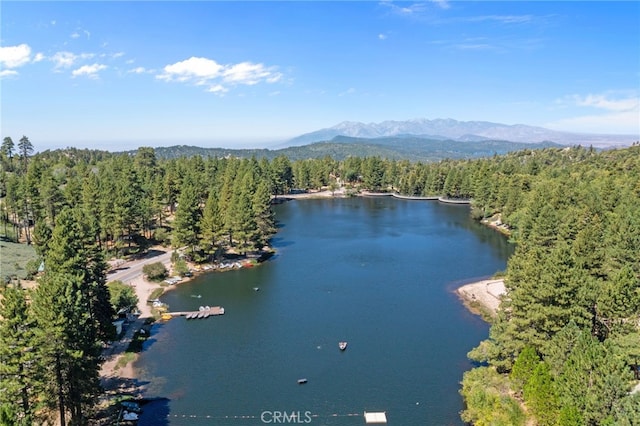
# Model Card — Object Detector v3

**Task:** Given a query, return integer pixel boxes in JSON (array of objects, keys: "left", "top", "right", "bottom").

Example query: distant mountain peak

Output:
[{"left": 286, "top": 118, "right": 636, "bottom": 148}]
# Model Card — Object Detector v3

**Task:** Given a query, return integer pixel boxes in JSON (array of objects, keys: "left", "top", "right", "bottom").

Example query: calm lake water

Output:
[{"left": 135, "top": 197, "right": 513, "bottom": 425}]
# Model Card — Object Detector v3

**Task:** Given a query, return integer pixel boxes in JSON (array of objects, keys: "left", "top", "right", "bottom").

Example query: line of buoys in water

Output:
[{"left": 168, "top": 412, "right": 363, "bottom": 419}]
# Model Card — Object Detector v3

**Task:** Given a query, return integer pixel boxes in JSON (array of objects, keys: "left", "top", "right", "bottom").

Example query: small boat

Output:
[
  {"left": 297, "top": 378, "right": 308, "bottom": 384},
  {"left": 197, "top": 312, "right": 205, "bottom": 319},
  {"left": 253, "top": 287, "right": 260, "bottom": 291},
  {"left": 339, "top": 341, "right": 348, "bottom": 351}
]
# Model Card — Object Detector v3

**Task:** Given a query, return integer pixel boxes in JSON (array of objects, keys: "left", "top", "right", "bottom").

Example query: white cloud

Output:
[
  {"left": 0, "top": 70, "right": 19, "bottom": 78},
  {"left": 158, "top": 56, "right": 282, "bottom": 94},
  {"left": 72, "top": 63, "right": 107, "bottom": 78},
  {"left": 378, "top": 33, "right": 388, "bottom": 40},
  {"left": 128, "top": 67, "right": 148, "bottom": 74},
  {"left": 555, "top": 92, "right": 639, "bottom": 112},
  {"left": 547, "top": 111, "right": 640, "bottom": 135},
  {"left": 387, "top": 2, "right": 428, "bottom": 16},
  {"left": 223, "top": 61, "right": 281, "bottom": 85},
  {"left": 432, "top": 0, "right": 450, "bottom": 10},
  {"left": 50, "top": 51, "right": 95, "bottom": 70},
  {"left": 71, "top": 29, "right": 91, "bottom": 39},
  {"left": 464, "top": 15, "right": 533, "bottom": 24},
  {"left": 548, "top": 92, "right": 640, "bottom": 135},
  {"left": 51, "top": 51, "right": 78, "bottom": 69},
  {"left": 33, "top": 52, "right": 45, "bottom": 62},
  {"left": 572, "top": 94, "right": 638, "bottom": 112},
  {"left": 0, "top": 44, "right": 32, "bottom": 68},
  {"left": 223, "top": 62, "right": 264, "bottom": 84},
  {"left": 207, "top": 84, "right": 228, "bottom": 94},
  {"left": 158, "top": 57, "right": 224, "bottom": 82}
]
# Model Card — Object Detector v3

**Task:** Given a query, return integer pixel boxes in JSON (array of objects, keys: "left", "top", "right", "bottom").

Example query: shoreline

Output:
[
  {"left": 97, "top": 193, "right": 503, "bottom": 420},
  {"left": 100, "top": 250, "right": 271, "bottom": 386},
  {"left": 455, "top": 278, "right": 505, "bottom": 320},
  {"left": 278, "top": 188, "right": 472, "bottom": 204}
]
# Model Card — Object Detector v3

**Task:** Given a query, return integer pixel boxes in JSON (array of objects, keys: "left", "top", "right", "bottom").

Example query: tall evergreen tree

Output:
[
  {"left": 0, "top": 285, "right": 35, "bottom": 424},
  {"left": 30, "top": 206, "right": 114, "bottom": 425},
  {"left": 17, "top": 136, "right": 33, "bottom": 173},
  {"left": 200, "top": 188, "right": 224, "bottom": 257},
  {"left": 1, "top": 137, "right": 14, "bottom": 169},
  {"left": 556, "top": 331, "right": 632, "bottom": 425},
  {"left": 523, "top": 361, "right": 559, "bottom": 426},
  {"left": 172, "top": 173, "right": 202, "bottom": 253}
]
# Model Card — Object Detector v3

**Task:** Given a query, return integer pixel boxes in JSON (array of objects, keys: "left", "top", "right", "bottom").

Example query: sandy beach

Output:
[
  {"left": 100, "top": 276, "right": 157, "bottom": 380},
  {"left": 456, "top": 278, "right": 506, "bottom": 318},
  {"left": 276, "top": 188, "right": 347, "bottom": 199},
  {"left": 100, "top": 253, "right": 173, "bottom": 386}
]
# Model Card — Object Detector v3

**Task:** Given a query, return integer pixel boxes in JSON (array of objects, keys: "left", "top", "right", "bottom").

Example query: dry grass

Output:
[{"left": 0, "top": 240, "right": 38, "bottom": 279}]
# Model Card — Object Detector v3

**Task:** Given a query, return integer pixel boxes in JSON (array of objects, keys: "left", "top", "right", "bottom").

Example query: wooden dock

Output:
[{"left": 166, "top": 306, "right": 225, "bottom": 320}]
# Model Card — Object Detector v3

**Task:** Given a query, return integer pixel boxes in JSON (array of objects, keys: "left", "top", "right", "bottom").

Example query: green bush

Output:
[
  {"left": 142, "top": 261, "right": 167, "bottom": 281},
  {"left": 24, "top": 258, "right": 42, "bottom": 280},
  {"left": 174, "top": 258, "right": 189, "bottom": 276},
  {"left": 460, "top": 366, "right": 526, "bottom": 426},
  {"left": 107, "top": 280, "right": 139, "bottom": 312}
]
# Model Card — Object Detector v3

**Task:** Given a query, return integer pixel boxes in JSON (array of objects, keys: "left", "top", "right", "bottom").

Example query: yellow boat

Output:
[{"left": 161, "top": 313, "right": 172, "bottom": 321}]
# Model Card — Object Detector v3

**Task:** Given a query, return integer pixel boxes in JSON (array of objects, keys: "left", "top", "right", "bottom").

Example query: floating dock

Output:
[
  {"left": 364, "top": 411, "right": 387, "bottom": 424},
  {"left": 167, "top": 306, "right": 225, "bottom": 320}
]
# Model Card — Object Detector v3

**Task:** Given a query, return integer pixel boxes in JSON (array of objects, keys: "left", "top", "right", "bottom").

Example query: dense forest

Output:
[
  {"left": 1, "top": 135, "right": 639, "bottom": 424},
  {"left": 126, "top": 138, "right": 562, "bottom": 162}
]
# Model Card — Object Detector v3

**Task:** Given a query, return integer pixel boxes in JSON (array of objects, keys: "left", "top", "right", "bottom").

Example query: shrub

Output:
[
  {"left": 460, "top": 366, "right": 526, "bottom": 426},
  {"left": 107, "top": 280, "right": 139, "bottom": 312},
  {"left": 174, "top": 258, "right": 189, "bottom": 276},
  {"left": 142, "top": 262, "right": 167, "bottom": 281},
  {"left": 24, "top": 258, "right": 42, "bottom": 279}
]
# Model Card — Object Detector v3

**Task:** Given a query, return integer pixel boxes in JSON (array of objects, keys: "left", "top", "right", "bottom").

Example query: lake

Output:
[{"left": 135, "top": 197, "right": 513, "bottom": 425}]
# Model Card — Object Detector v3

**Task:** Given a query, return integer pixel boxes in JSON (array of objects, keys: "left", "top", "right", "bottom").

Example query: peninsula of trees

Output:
[{"left": 1, "top": 137, "right": 639, "bottom": 424}]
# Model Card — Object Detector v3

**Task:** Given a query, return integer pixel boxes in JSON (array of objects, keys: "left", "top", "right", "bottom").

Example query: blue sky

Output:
[{"left": 1, "top": 1, "right": 639, "bottom": 151}]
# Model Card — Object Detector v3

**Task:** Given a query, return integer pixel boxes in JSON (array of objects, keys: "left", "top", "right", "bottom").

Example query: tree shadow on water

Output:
[
  {"left": 270, "top": 236, "right": 294, "bottom": 248},
  {"left": 137, "top": 397, "right": 171, "bottom": 426}
]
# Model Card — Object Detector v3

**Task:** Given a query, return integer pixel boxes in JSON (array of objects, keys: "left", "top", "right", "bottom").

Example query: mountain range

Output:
[{"left": 285, "top": 118, "right": 637, "bottom": 148}]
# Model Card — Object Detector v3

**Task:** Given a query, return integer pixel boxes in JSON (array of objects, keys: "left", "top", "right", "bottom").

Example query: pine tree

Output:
[
  {"left": 200, "top": 188, "right": 224, "bottom": 258},
  {"left": 252, "top": 180, "right": 275, "bottom": 249},
  {"left": 509, "top": 345, "right": 539, "bottom": 393},
  {"left": 523, "top": 361, "right": 559, "bottom": 426},
  {"left": 172, "top": 173, "right": 202, "bottom": 253},
  {"left": 556, "top": 331, "right": 632, "bottom": 425},
  {"left": 17, "top": 136, "right": 33, "bottom": 173},
  {"left": 0, "top": 285, "right": 35, "bottom": 424},
  {"left": 227, "top": 170, "right": 258, "bottom": 254},
  {"left": 1, "top": 137, "right": 14, "bottom": 172},
  {"left": 30, "top": 206, "right": 114, "bottom": 425}
]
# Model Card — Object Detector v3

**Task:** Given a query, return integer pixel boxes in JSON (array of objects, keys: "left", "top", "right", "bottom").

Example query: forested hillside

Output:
[
  {"left": 1, "top": 136, "right": 639, "bottom": 424},
  {"left": 131, "top": 137, "right": 562, "bottom": 162}
]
